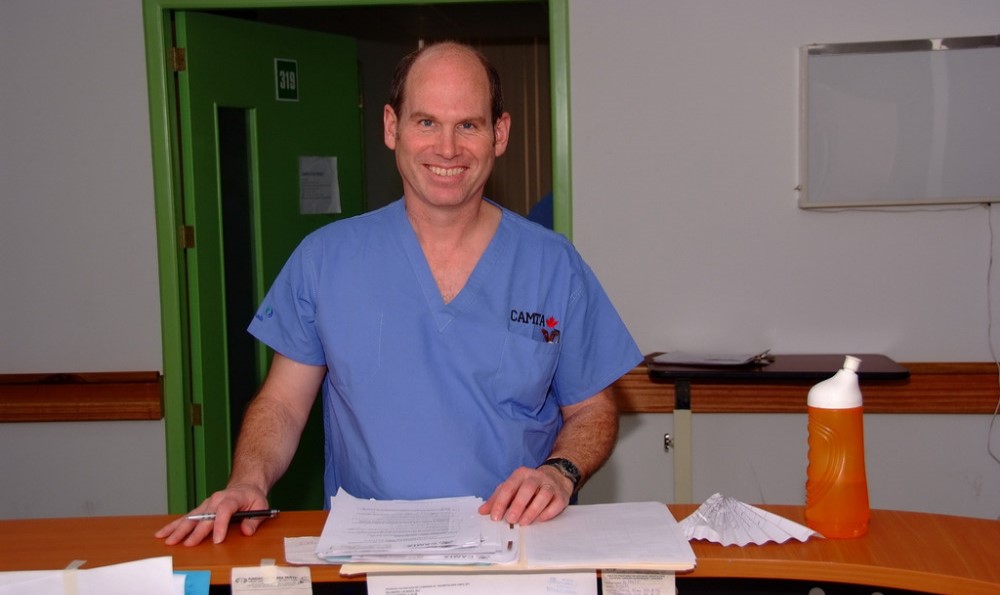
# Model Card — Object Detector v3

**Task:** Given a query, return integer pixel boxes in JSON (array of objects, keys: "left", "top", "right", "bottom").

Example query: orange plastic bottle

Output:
[{"left": 805, "top": 355, "right": 870, "bottom": 538}]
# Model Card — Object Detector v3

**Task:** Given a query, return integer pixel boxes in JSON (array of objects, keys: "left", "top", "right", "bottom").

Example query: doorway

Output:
[
  {"left": 143, "top": 0, "right": 573, "bottom": 513},
  {"left": 216, "top": 3, "right": 554, "bottom": 216}
]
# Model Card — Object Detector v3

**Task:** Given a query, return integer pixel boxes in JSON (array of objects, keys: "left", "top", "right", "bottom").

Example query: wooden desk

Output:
[
  {"left": 1, "top": 507, "right": 998, "bottom": 594},
  {"left": 647, "top": 353, "right": 910, "bottom": 382}
]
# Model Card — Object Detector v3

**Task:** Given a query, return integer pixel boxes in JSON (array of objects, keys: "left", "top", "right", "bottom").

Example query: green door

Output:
[{"left": 175, "top": 11, "right": 364, "bottom": 510}]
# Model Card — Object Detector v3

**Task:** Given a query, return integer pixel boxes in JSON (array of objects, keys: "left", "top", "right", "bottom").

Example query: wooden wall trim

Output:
[
  {"left": 612, "top": 362, "right": 1000, "bottom": 414},
  {"left": 0, "top": 372, "right": 163, "bottom": 422},
  {"left": 1, "top": 363, "right": 995, "bottom": 422}
]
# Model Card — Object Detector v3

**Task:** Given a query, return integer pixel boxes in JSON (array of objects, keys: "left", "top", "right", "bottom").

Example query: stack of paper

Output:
[
  {"left": 309, "top": 491, "right": 696, "bottom": 577},
  {"left": 315, "top": 489, "right": 518, "bottom": 566}
]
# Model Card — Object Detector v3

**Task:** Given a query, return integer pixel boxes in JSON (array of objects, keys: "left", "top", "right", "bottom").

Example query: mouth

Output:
[{"left": 427, "top": 165, "right": 467, "bottom": 177}]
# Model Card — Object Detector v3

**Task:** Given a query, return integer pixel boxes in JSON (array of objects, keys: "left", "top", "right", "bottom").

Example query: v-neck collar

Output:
[{"left": 394, "top": 200, "right": 507, "bottom": 332}]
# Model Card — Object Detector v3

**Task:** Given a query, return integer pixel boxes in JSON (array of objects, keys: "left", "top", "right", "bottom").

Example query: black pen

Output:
[{"left": 187, "top": 508, "right": 280, "bottom": 522}]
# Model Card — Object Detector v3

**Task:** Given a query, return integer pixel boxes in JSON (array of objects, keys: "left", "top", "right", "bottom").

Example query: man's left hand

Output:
[{"left": 479, "top": 465, "right": 573, "bottom": 525}]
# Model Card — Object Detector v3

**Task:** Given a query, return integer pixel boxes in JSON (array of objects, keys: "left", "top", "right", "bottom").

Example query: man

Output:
[{"left": 157, "top": 42, "right": 642, "bottom": 547}]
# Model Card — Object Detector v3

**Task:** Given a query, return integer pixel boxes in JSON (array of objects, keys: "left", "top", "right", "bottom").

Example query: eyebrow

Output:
[{"left": 407, "top": 110, "right": 488, "bottom": 126}]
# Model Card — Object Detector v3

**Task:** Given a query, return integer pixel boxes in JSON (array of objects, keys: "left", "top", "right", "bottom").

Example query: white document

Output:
[
  {"left": 368, "top": 571, "right": 597, "bottom": 595},
  {"left": 0, "top": 556, "right": 182, "bottom": 595},
  {"left": 284, "top": 536, "right": 323, "bottom": 565},
  {"left": 288, "top": 533, "right": 520, "bottom": 567},
  {"left": 679, "top": 493, "right": 820, "bottom": 546},
  {"left": 343, "top": 517, "right": 518, "bottom": 566},
  {"left": 601, "top": 570, "right": 675, "bottom": 595},
  {"left": 317, "top": 489, "right": 487, "bottom": 557},
  {"left": 521, "top": 502, "right": 695, "bottom": 569},
  {"left": 231, "top": 566, "right": 311, "bottom": 594}
]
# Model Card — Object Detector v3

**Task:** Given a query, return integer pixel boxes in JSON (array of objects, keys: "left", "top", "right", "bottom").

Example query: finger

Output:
[
  {"left": 209, "top": 508, "right": 238, "bottom": 544},
  {"left": 485, "top": 481, "right": 520, "bottom": 522},
  {"left": 520, "top": 486, "right": 568, "bottom": 525},
  {"left": 494, "top": 478, "right": 541, "bottom": 523},
  {"left": 160, "top": 518, "right": 206, "bottom": 547},
  {"left": 156, "top": 514, "right": 207, "bottom": 546},
  {"left": 509, "top": 481, "right": 558, "bottom": 525},
  {"left": 182, "top": 518, "right": 218, "bottom": 547},
  {"left": 154, "top": 517, "right": 182, "bottom": 539},
  {"left": 239, "top": 515, "right": 267, "bottom": 537}
]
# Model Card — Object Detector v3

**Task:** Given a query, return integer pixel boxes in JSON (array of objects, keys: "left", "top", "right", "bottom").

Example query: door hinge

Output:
[
  {"left": 171, "top": 47, "right": 187, "bottom": 72},
  {"left": 190, "top": 403, "right": 203, "bottom": 427},
  {"left": 179, "top": 225, "right": 195, "bottom": 249}
]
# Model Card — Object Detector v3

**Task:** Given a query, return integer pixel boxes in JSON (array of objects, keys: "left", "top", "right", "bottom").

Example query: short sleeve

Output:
[
  {"left": 550, "top": 258, "right": 643, "bottom": 405},
  {"left": 247, "top": 236, "right": 327, "bottom": 366}
]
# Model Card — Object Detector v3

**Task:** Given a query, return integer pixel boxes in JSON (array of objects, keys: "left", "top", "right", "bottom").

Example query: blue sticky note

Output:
[{"left": 175, "top": 570, "right": 211, "bottom": 595}]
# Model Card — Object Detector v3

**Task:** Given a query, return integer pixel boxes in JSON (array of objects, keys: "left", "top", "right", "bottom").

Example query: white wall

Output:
[
  {"left": 568, "top": 0, "right": 1000, "bottom": 519},
  {"left": 1, "top": 0, "right": 998, "bottom": 519},
  {"left": 570, "top": 0, "right": 1000, "bottom": 362},
  {"left": 0, "top": 422, "right": 166, "bottom": 518},
  {"left": 0, "top": 0, "right": 165, "bottom": 518},
  {"left": 1, "top": 0, "right": 161, "bottom": 371}
]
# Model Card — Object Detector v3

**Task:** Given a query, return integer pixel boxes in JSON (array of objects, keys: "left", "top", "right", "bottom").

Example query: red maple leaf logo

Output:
[{"left": 546, "top": 316, "right": 558, "bottom": 328}]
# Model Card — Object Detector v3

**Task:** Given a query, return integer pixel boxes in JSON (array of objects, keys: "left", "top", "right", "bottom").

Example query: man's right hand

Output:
[
  {"left": 154, "top": 483, "right": 269, "bottom": 546},
  {"left": 156, "top": 354, "right": 325, "bottom": 546}
]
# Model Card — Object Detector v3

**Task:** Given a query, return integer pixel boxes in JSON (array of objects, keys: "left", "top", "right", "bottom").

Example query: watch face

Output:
[{"left": 544, "top": 458, "right": 580, "bottom": 489}]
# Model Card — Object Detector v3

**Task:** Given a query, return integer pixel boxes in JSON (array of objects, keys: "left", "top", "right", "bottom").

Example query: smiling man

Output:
[{"left": 157, "top": 42, "right": 642, "bottom": 547}]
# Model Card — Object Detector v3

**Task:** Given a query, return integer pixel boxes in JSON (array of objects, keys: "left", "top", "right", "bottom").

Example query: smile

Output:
[{"left": 427, "top": 165, "right": 467, "bottom": 177}]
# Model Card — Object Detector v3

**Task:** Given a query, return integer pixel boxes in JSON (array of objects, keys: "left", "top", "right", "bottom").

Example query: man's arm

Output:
[
  {"left": 155, "top": 353, "right": 326, "bottom": 546},
  {"left": 479, "top": 386, "right": 619, "bottom": 525}
]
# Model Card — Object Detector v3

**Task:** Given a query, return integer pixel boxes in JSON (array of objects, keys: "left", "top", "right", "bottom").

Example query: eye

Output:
[
  {"left": 418, "top": 119, "right": 434, "bottom": 127},
  {"left": 459, "top": 122, "right": 476, "bottom": 131}
]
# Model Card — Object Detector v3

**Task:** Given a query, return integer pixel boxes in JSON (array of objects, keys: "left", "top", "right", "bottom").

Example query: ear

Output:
[
  {"left": 383, "top": 105, "right": 398, "bottom": 150},
  {"left": 493, "top": 112, "right": 511, "bottom": 157}
]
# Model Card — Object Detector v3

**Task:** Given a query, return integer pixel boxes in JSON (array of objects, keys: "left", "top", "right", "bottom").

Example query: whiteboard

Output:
[{"left": 799, "top": 35, "right": 1000, "bottom": 208}]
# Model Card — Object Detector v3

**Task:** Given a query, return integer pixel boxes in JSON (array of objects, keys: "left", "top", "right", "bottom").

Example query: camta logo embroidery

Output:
[
  {"left": 510, "top": 310, "right": 560, "bottom": 343},
  {"left": 541, "top": 317, "right": 560, "bottom": 343}
]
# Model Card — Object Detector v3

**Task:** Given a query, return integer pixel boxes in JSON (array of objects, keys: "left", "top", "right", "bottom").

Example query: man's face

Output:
[{"left": 384, "top": 47, "right": 510, "bottom": 212}]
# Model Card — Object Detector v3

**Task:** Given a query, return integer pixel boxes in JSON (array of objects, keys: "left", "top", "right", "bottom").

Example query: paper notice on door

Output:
[{"left": 299, "top": 156, "right": 341, "bottom": 214}]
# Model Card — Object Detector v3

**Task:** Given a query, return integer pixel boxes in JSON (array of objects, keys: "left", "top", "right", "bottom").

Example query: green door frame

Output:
[{"left": 141, "top": 0, "right": 573, "bottom": 513}]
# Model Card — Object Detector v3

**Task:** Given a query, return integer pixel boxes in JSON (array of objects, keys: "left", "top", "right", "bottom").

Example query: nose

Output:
[{"left": 435, "top": 128, "right": 457, "bottom": 159}]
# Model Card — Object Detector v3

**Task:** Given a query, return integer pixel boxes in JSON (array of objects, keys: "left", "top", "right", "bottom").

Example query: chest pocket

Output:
[{"left": 493, "top": 330, "right": 560, "bottom": 416}]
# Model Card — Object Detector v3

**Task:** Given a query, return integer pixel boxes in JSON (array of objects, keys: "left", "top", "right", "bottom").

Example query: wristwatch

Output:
[{"left": 539, "top": 457, "right": 581, "bottom": 494}]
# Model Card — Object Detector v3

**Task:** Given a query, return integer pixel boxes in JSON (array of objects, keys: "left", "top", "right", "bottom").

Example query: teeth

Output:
[{"left": 429, "top": 165, "right": 465, "bottom": 177}]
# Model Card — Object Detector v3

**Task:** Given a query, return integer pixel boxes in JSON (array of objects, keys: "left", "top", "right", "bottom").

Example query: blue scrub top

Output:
[{"left": 249, "top": 199, "right": 642, "bottom": 501}]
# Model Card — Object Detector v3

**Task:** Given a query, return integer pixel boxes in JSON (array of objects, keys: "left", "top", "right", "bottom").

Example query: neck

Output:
[
  {"left": 405, "top": 199, "right": 502, "bottom": 304},
  {"left": 405, "top": 198, "right": 498, "bottom": 250}
]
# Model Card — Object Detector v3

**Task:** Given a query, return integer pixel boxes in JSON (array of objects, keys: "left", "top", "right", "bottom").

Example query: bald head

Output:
[{"left": 387, "top": 42, "right": 505, "bottom": 127}]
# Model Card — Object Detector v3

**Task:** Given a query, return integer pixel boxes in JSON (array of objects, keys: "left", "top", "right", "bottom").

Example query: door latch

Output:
[{"left": 664, "top": 433, "right": 673, "bottom": 453}]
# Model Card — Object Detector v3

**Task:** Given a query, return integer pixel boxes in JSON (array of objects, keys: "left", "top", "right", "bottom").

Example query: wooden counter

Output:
[{"left": 2, "top": 507, "right": 997, "bottom": 594}]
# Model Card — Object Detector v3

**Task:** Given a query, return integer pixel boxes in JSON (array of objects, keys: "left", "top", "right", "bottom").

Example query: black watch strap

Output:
[{"left": 539, "top": 457, "right": 581, "bottom": 493}]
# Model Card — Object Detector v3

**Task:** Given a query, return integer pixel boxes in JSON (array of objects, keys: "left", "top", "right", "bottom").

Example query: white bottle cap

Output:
[{"left": 807, "top": 355, "right": 863, "bottom": 408}]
